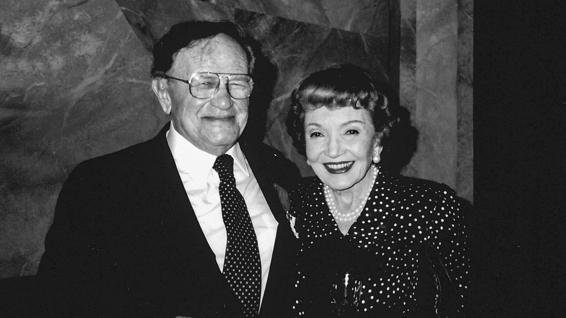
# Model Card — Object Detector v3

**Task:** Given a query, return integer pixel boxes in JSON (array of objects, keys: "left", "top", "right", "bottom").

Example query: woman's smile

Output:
[{"left": 323, "top": 161, "right": 354, "bottom": 174}]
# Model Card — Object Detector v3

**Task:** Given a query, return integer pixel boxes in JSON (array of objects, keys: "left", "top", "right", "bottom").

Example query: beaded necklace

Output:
[{"left": 324, "top": 165, "right": 379, "bottom": 222}]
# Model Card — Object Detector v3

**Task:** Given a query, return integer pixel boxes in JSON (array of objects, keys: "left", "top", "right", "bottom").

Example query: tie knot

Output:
[{"left": 213, "top": 154, "right": 234, "bottom": 181}]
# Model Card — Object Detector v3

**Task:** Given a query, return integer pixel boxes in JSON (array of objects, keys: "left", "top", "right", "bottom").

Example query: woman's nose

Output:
[{"left": 326, "top": 135, "right": 343, "bottom": 157}]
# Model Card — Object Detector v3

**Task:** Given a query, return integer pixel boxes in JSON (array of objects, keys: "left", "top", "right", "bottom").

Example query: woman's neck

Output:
[
  {"left": 325, "top": 165, "right": 378, "bottom": 235},
  {"left": 331, "top": 165, "right": 376, "bottom": 212}
]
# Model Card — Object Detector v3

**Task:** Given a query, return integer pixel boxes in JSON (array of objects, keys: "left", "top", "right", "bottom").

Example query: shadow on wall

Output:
[
  {"left": 238, "top": 35, "right": 302, "bottom": 192},
  {"left": 380, "top": 104, "right": 419, "bottom": 176},
  {"left": 241, "top": 36, "right": 278, "bottom": 143}
]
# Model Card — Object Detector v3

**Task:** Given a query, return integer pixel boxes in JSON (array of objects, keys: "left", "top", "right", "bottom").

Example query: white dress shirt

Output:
[{"left": 166, "top": 124, "right": 278, "bottom": 302}]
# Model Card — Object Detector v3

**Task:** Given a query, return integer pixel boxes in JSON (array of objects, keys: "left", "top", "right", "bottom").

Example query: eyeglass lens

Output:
[{"left": 190, "top": 73, "right": 252, "bottom": 99}]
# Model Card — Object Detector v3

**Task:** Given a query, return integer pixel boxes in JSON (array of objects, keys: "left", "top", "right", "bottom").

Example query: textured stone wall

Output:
[
  {"left": 0, "top": 0, "right": 166, "bottom": 278},
  {"left": 400, "top": 0, "right": 473, "bottom": 200},
  {"left": 0, "top": 0, "right": 472, "bottom": 278}
]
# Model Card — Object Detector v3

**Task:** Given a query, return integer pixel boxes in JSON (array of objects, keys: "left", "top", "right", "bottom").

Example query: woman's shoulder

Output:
[
  {"left": 380, "top": 171, "right": 470, "bottom": 221},
  {"left": 380, "top": 170, "right": 458, "bottom": 201}
]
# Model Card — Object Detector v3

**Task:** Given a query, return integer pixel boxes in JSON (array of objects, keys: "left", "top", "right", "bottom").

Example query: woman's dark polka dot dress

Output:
[{"left": 288, "top": 169, "right": 470, "bottom": 317}]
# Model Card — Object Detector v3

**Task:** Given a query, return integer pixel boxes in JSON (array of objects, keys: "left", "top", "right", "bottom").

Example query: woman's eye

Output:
[
  {"left": 345, "top": 129, "right": 360, "bottom": 135},
  {"left": 309, "top": 131, "right": 323, "bottom": 138}
]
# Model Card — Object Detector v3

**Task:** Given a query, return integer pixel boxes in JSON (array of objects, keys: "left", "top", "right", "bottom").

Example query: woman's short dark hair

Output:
[
  {"left": 150, "top": 20, "right": 255, "bottom": 77},
  {"left": 286, "top": 64, "right": 400, "bottom": 155}
]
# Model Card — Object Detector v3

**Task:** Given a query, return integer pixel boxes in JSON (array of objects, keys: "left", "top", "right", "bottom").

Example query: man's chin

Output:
[{"left": 204, "top": 133, "right": 240, "bottom": 149}]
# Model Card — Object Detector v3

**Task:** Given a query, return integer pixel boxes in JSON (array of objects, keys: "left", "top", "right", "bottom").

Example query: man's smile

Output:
[{"left": 202, "top": 115, "right": 236, "bottom": 121}]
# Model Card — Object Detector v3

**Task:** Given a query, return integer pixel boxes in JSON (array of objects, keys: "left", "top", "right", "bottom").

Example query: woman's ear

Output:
[{"left": 151, "top": 78, "right": 172, "bottom": 114}]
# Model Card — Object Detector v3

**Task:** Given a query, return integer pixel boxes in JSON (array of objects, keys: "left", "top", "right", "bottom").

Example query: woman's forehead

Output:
[{"left": 305, "top": 106, "right": 372, "bottom": 124}]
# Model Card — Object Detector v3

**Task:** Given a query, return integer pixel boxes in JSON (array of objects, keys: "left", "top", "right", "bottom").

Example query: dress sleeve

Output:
[{"left": 427, "top": 186, "right": 471, "bottom": 314}]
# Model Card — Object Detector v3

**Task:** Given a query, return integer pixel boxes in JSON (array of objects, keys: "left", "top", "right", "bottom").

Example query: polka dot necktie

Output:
[{"left": 213, "top": 154, "right": 261, "bottom": 318}]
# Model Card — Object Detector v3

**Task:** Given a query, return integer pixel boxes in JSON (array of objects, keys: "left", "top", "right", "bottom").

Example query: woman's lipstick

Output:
[{"left": 323, "top": 161, "right": 354, "bottom": 174}]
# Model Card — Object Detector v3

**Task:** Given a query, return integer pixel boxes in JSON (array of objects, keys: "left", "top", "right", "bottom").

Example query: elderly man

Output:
[{"left": 38, "top": 21, "right": 299, "bottom": 318}]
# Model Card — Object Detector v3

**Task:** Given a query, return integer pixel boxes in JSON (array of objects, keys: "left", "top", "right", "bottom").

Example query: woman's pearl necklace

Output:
[{"left": 324, "top": 165, "right": 379, "bottom": 222}]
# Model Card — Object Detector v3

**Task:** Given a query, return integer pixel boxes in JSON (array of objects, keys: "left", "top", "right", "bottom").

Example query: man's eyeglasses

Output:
[{"left": 157, "top": 72, "right": 254, "bottom": 100}]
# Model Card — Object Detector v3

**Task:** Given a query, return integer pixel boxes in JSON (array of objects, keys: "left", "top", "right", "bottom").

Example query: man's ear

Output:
[{"left": 152, "top": 78, "right": 172, "bottom": 114}]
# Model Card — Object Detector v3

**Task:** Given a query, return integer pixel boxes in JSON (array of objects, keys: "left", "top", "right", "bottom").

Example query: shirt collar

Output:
[{"left": 166, "top": 122, "right": 250, "bottom": 183}]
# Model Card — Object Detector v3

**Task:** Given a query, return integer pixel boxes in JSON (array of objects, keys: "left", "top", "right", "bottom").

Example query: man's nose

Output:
[{"left": 210, "top": 82, "right": 233, "bottom": 109}]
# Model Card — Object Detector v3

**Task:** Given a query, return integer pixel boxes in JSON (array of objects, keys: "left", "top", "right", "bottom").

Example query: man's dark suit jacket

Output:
[{"left": 38, "top": 126, "right": 300, "bottom": 318}]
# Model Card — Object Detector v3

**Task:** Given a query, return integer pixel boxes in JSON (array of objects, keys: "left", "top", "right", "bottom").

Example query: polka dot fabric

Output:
[
  {"left": 288, "top": 168, "right": 470, "bottom": 317},
  {"left": 213, "top": 154, "right": 261, "bottom": 318}
]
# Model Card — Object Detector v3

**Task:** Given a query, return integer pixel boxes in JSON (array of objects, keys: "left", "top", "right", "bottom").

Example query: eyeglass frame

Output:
[{"left": 155, "top": 71, "right": 254, "bottom": 100}]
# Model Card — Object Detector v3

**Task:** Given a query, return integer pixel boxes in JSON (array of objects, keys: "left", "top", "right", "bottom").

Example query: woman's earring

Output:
[
  {"left": 372, "top": 149, "right": 380, "bottom": 164},
  {"left": 306, "top": 159, "right": 311, "bottom": 166}
]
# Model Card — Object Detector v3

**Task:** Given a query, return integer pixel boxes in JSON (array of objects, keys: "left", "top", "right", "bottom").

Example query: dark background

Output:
[{"left": 474, "top": 0, "right": 565, "bottom": 316}]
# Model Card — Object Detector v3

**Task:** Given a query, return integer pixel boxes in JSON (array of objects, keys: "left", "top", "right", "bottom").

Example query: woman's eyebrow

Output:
[
  {"left": 305, "top": 122, "right": 321, "bottom": 128},
  {"left": 340, "top": 119, "right": 366, "bottom": 126}
]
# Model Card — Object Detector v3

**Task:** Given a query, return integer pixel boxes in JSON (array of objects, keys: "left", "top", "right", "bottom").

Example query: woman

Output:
[{"left": 286, "top": 64, "right": 469, "bottom": 317}]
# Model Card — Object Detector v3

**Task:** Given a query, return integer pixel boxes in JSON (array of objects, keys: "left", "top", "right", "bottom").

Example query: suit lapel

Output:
[
  {"left": 239, "top": 142, "right": 286, "bottom": 222},
  {"left": 240, "top": 142, "right": 298, "bottom": 317},
  {"left": 151, "top": 127, "right": 218, "bottom": 263}
]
